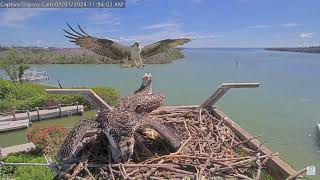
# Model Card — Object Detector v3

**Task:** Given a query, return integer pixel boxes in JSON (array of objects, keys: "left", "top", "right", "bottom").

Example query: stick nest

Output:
[{"left": 57, "top": 107, "right": 276, "bottom": 180}]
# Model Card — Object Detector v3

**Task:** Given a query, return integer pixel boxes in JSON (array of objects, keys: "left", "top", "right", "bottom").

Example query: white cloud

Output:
[
  {"left": 82, "top": 27, "right": 120, "bottom": 37},
  {"left": 192, "top": 34, "right": 224, "bottom": 39},
  {"left": 88, "top": 12, "right": 120, "bottom": 25},
  {"left": 124, "top": 31, "right": 189, "bottom": 45},
  {"left": 299, "top": 32, "right": 314, "bottom": 38},
  {"left": 0, "top": 9, "right": 55, "bottom": 28},
  {"left": 103, "top": 37, "right": 121, "bottom": 42},
  {"left": 5, "top": 39, "right": 68, "bottom": 47},
  {"left": 282, "top": 23, "right": 303, "bottom": 27},
  {"left": 102, "top": 36, "right": 138, "bottom": 43},
  {"left": 248, "top": 25, "right": 272, "bottom": 29},
  {"left": 142, "top": 22, "right": 179, "bottom": 30},
  {"left": 119, "top": 37, "right": 139, "bottom": 42},
  {"left": 121, "top": 29, "right": 223, "bottom": 48}
]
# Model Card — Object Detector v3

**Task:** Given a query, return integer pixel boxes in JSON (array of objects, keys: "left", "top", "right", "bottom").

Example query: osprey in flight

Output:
[{"left": 63, "top": 23, "right": 191, "bottom": 68}]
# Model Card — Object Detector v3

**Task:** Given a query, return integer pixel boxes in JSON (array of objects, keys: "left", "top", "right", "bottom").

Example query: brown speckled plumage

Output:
[
  {"left": 56, "top": 118, "right": 98, "bottom": 160},
  {"left": 116, "top": 73, "right": 165, "bottom": 113},
  {"left": 141, "top": 115, "right": 182, "bottom": 150},
  {"left": 96, "top": 108, "right": 144, "bottom": 143},
  {"left": 57, "top": 73, "right": 180, "bottom": 162}
]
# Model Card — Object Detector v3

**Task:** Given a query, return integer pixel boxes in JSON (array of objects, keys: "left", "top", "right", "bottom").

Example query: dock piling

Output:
[
  {"left": 58, "top": 104, "right": 62, "bottom": 117},
  {"left": 12, "top": 111, "right": 16, "bottom": 121},
  {"left": 36, "top": 107, "right": 40, "bottom": 121},
  {"left": 27, "top": 111, "right": 31, "bottom": 126},
  {"left": 76, "top": 102, "right": 79, "bottom": 114}
]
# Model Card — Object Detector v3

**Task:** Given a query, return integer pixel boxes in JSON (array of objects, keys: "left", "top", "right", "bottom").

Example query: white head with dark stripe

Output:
[
  {"left": 143, "top": 73, "right": 152, "bottom": 87},
  {"left": 134, "top": 73, "right": 152, "bottom": 94},
  {"left": 131, "top": 42, "right": 140, "bottom": 48}
]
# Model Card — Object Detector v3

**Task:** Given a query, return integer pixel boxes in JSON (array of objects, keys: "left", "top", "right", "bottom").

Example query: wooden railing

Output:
[
  {"left": 200, "top": 82, "right": 260, "bottom": 109},
  {"left": 45, "top": 89, "right": 113, "bottom": 110},
  {"left": 0, "top": 102, "right": 83, "bottom": 128},
  {"left": 0, "top": 102, "right": 81, "bottom": 120}
]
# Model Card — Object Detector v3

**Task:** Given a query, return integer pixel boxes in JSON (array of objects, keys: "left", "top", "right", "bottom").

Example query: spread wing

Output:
[
  {"left": 141, "top": 38, "right": 191, "bottom": 58},
  {"left": 63, "top": 23, "right": 130, "bottom": 60}
]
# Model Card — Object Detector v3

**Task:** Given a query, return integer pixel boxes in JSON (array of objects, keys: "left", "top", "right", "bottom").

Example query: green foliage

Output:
[
  {"left": 0, "top": 79, "right": 119, "bottom": 112},
  {"left": 246, "top": 166, "right": 275, "bottom": 180},
  {"left": 1, "top": 153, "right": 54, "bottom": 180},
  {"left": 0, "top": 79, "right": 16, "bottom": 99},
  {"left": 0, "top": 48, "right": 30, "bottom": 83},
  {"left": 92, "top": 86, "right": 119, "bottom": 106}
]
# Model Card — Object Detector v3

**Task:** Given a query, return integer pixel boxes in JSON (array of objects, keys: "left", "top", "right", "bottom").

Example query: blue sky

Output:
[{"left": 0, "top": 0, "right": 319, "bottom": 48}]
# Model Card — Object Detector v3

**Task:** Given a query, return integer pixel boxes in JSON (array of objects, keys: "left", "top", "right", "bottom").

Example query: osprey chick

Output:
[{"left": 63, "top": 23, "right": 191, "bottom": 68}]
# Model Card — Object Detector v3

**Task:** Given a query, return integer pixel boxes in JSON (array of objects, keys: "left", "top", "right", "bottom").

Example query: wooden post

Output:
[
  {"left": 27, "top": 111, "right": 31, "bottom": 126},
  {"left": 45, "top": 89, "right": 113, "bottom": 110},
  {"left": 58, "top": 104, "right": 62, "bottom": 117},
  {"left": 36, "top": 107, "right": 41, "bottom": 121},
  {"left": 12, "top": 111, "right": 16, "bottom": 121},
  {"left": 76, "top": 102, "right": 79, "bottom": 114}
]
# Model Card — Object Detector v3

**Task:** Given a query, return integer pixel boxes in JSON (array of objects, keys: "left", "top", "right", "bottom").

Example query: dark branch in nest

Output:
[{"left": 49, "top": 108, "right": 276, "bottom": 179}]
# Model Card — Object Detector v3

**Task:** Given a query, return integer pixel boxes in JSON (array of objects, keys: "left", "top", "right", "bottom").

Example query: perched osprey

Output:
[
  {"left": 63, "top": 23, "right": 191, "bottom": 68},
  {"left": 117, "top": 73, "right": 166, "bottom": 113},
  {"left": 56, "top": 74, "right": 181, "bottom": 162}
]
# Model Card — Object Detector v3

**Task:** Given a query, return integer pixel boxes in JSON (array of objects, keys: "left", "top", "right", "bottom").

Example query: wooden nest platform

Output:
[
  {"left": 57, "top": 106, "right": 299, "bottom": 180},
  {"left": 48, "top": 83, "right": 302, "bottom": 180}
]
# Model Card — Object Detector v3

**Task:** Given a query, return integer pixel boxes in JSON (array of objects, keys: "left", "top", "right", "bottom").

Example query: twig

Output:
[
  {"left": 119, "top": 163, "right": 129, "bottom": 179},
  {"left": 229, "top": 153, "right": 278, "bottom": 167},
  {"left": 84, "top": 164, "right": 96, "bottom": 180},
  {"left": 285, "top": 167, "right": 307, "bottom": 180},
  {"left": 137, "top": 159, "right": 165, "bottom": 179},
  {"left": 171, "top": 121, "right": 192, "bottom": 155},
  {"left": 142, "top": 121, "right": 192, "bottom": 164},
  {"left": 99, "top": 168, "right": 109, "bottom": 179},
  {"left": 235, "top": 173, "right": 255, "bottom": 180},
  {"left": 255, "top": 153, "right": 262, "bottom": 180},
  {"left": 40, "top": 105, "right": 284, "bottom": 179},
  {"left": 108, "top": 158, "right": 115, "bottom": 180}
]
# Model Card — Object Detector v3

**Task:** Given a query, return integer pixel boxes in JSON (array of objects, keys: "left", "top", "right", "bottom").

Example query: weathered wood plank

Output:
[
  {"left": 29, "top": 105, "right": 84, "bottom": 121},
  {"left": 0, "top": 143, "right": 36, "bottom": 157},
  {"left": 0, "top": 105, "right": 84, "bottom": 122},
  {"left": 0, "top": 105, "right": 83, "bottom": 132},
  {"left": 45, "top": 89, "right": 113, "bottom": 110},
  {"left": 0, "top": 119, "right": 30, "bottom": 132},
  {"left": 200, "top": 82, "right": 259, "bottom": 109},
  {"left": 218, "top": 82, "right": 260, "bottom": 89}
]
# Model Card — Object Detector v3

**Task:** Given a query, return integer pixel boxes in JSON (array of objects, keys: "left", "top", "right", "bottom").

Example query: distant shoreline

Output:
[
  {"left": 265, "top": 47, "right": 320, "bottom": 53},
  {"left": 0, "top": 47, "right": 184, "bottom": 65}
]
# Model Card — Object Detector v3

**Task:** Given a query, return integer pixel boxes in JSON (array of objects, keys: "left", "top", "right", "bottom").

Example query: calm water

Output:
[{"left": 1, "top": 48, "right": 320, "bottom": 178}]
